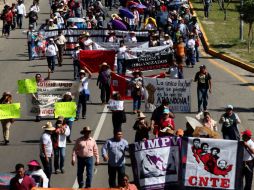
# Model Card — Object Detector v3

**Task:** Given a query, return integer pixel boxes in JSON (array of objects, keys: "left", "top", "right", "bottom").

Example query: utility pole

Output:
[{"left": 240, "top": 0, "right": 244, "bottom": 41}]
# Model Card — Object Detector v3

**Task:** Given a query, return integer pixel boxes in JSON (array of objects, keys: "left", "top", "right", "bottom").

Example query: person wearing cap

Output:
[
  {"left": 26, "top": 160, "right": 49, "bottom": 187},
  {"left": 102, "top": 131, "right": 129, "bottom": 188},
  {"left": 72, "top": 126, "right": 99, "bottom": 188},
  {"left": 241, "top": 129, "right": 254, "bottom": 190},
  {"left": 72, "top": 43, "right": 81, "bottom": 80},
  {"left": 194, "top": 65, "right": 212, "bottom": 112},
  {"left": 39, "top": 122, "right": 55, "bottom": 185},
  {"left": 55, "top": 30, "right": 67, "bottom": 67},
  {"left": 76, "top": 66, "right": 92, "bottom": 120},
  {"left": 163, "top": 33, "right": 173, "bottom": 48},
  {"left": 219, "top": 105, "right": 241, "bottom": 140},
  {"left": 0, "top": 92, "right": 14, "bottom": 145},
  {"left": 9, "top": 163, "right": 35, "bottom": 190},
  {"left": 46, "top": 18, "right": 58, "bottom": 30},
  {"left": 45, "top": 38, "right": 58, "bottom": 73},
  {"left": 97, "top": 62, "right": 111, "bottom": 104},
  {"left": 15, "top": 0, "right": 26, "bottom": 29},
  {"left": 133, "top": 112, "right": 150, "bottom": 142},
  {"left": 26, "top": 6, "right": 38, "bottom": 29},
  {"left": 83, "top": 32, "right": 94, "bottom": 50},
  {"left": 52, "top": 116, "right": 70, "bottom": 174}
]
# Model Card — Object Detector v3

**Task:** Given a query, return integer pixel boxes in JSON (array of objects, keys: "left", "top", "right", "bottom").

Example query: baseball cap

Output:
[
  {"left": 199, "top": 65, "right": 206, "bottom": 69},
  {"left": 242, "top": 129, "right": 252, "bottom": 137},
  {"left": 226, "top": 105, "right": 233, "bottom": 110}
]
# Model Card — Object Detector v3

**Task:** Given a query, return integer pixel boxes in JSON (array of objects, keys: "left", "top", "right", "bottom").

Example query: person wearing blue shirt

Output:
[{"left": 102, "top": 131, "right": 129, "bottom": 188}]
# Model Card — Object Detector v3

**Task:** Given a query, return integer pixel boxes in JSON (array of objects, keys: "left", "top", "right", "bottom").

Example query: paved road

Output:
[{"left": 0, "top": 0, "right": 253, "bottom": 188}]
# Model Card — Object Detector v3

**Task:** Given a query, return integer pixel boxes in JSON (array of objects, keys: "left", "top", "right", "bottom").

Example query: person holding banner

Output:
[
  {"left": 76, "top": 67, "right": 92, "bottom": 120},
  {"left": 97, "top": 62, "right": 111, "bottom": 105},
  {"left": 130, "top": 70, "right": 143, "bottom": 114},
  {"left": 116, "top": 40, "right": 127, "bottom": 75},
  {"left": 0, "top": 92, "right": 14, "bottom": 145}
]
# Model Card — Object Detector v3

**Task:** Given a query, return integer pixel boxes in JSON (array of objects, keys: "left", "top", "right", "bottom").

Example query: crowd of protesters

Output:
[{"left": 0, "top": 0, "right": 253, "bottom": 189}]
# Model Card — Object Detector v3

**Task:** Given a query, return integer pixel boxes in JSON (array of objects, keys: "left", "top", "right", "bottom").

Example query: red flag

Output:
[{"left": 79, "top": 50, "right": 116, "bottom": 73}]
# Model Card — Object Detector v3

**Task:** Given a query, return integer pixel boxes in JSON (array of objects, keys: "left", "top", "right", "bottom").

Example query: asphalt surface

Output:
[{"left": 0, "top": 0, "right": 253, "bottom": 188}]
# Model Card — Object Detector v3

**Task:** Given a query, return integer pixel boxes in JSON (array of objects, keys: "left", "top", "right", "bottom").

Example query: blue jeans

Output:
[
  {"left": 73, "top": 60, "right": 80, "bottom": 80},
  {"left": 133, "top": 96, "right": 141, "bottom": 111},
  {"left": 195, "top": 46, "right": 199, "bottom": 62},
  {"left": 197, "top": 88, "right": 208, "bottom": 112},
  {"left": 28, "top": 42, "right": 33, "bottom": 60},
  {"left": 76, "top": 94, "right": 87, "bottom": 118},
  {"left": 47, "top": 56, "right": 56, "bottom": 72},
  {"left": 16, "top": 14, "right": 23, "bottom": 29},
  {"left": 40, "top": 156, "right": 52, "bottom": 187},
  {"left": 108, "top": 165, "right": 125, "bottom": 188},
  {"left": 77, "top": 156, "right": 93, "bottom": 188},
  {"left": 54, "top": 147, "right": 66, "bottom": 171},
  {"left": 117, "top": 59, "right": 124, "bottom": 74}
]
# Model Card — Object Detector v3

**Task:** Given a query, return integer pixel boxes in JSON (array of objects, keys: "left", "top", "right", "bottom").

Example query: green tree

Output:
[{"left": 237, "top": 0, "right": 254, "bottom": 52}]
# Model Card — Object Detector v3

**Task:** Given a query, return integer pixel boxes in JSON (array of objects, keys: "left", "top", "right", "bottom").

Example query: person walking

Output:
[
  {"left": 133, "top": 112, "right": 150, "bottom": 142},
  {"left": 27, "top": 24, "right": 34, "bottom": 61},
  {"left": 2, "top": 6, "right": 13, "bottom": 38},
  {"left": 16, "top": 0, "right": 26, "bottom": 29},
  {"left": 52, "top": 116, "right": 70, "bottom": 174},
  {"left": 45, "top": 38, "right": 58, "bottom": 73},
  {"left": 72, "top": 44, "right": 81, "bottom": 80},
  {"left": 241, "top": 129, "right": 254, "bottom": 190},
  {"left": 102, "top": 131, "right": 129, "bottom": 188},
  {"left": 130, "top": 70, "right": 143, "bottom": 114},
  {"left": 219, "top": 105, "right": 241, "bottom": 140},
  {"left": 194, "top": 65, "right": 212, "bottom": 112},
  {"left": 97, "top": 62, "right": 111, "bottom": 104},
  {"left": 0, "top": 92, "right": 14, "bottom": 145},
  {"left": 203, "top": 0, "right": 211, "bottom": 18},
  {"left": 72, "top": 126, "right": 99, "bottom": 188},
  {"left": 76, "top": 67, "right": 92, "bottom": 120},
  {"left": 9, "top": 163, "right": 35, "bottom": 190},
  {"left": 116, "top": 40, "right": 127, "bottom": 75},
  {"left": 55, "top": 30, "right": 67, "bottom": 67},
  {"left": 39, "top": 122, "right": 55, "bottom": 186}
]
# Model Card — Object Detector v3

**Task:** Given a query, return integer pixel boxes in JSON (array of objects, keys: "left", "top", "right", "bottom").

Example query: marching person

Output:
[
  {"left": 16, "top": 0, "right": 26, "bottom": 29},
  {"left": 27, "top": 24, "right": 34, "bottom": 61},
  {"left": 39, "top": 122, "right": 55, "bottom": 186},
  {"left": 52, "top": 116, "right": 70, "bottom": 174},
  {"left": 0, "top": 92, "right": 14, "bottom": 145},
  {"left": 133, "top": 112, "right": 150, "bottom": 142},
  {"left": 219, "top": 105, "right": 241, "bottom": 140},
  {"left": 116, "top": 40, "right": 127, "bottom": 75},
  {"left": 102, "top": 131, "right": 129, "bottom": 188},
  {"left": 76, "top": 67, "right": 92, "bottom": 120},
  {"left": 45, "top": 38, "right": 58, "bottom": 73},
  {"left": 241, "top": 129, "right": 254, "bottom": 190},
  {"left": 130, "top": 70, "right": 143, "bottom": 114},
  {"left": 55, "top": 30, "right": 67, "bottom": 67},
  {"left": 97, "top": 62, "right": 111, "bottom": 104},
  {"left": 83, "top": 32, "right": 94, "bottom": 50},
  {"left": 194, "top": 65, "right": 212, "bottom": 112},
  {"left": 72, "top": 44, "right": 81, "bottom": 80},
  {"left": 9, "top": 163, "right": 35, "bottom": 190},
  {"left": 72, "top": 126, "right": 99, "bottom": 188}
]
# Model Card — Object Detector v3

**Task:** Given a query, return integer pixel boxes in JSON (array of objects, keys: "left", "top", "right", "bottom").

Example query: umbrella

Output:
[
  {"left": 127, "top": 1, "right": 139, "bottom": 7},
  {"left": 67, "top": 17, "right": 86, "bottom": 23},
  {"left": 111, "top": 19, "right": 128, "bottom": 30},
  {"left": 119, "top": 8, "right": 134, "bottom": 19},
  {"left": 131, "top": 4, "right": 147, "bottom": 9}
]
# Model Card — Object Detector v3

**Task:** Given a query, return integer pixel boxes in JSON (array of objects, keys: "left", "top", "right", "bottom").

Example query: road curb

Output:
[{"left": 189, "top": 2, "right": 254, "bottom": 73}]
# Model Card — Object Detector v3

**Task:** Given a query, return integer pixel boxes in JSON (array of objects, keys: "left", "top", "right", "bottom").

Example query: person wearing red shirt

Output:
[
  {"left": 10, "top": 163, "right": 35, "bottom": 190},
  {"left": 3, "top": 6, "right": 13, "bottom": 37}
]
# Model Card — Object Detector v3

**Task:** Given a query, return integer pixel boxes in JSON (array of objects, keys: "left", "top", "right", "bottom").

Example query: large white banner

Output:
[
  {"left": 27, "top": 80, "right": 79, "bottom": 117},
  {"left": 184, "top": 137, "right": 243, "bottom": 189},
  {"left": 143, "top": 78, "right": 192, "bottom": 112},
  {"left": 129, "top": 137, "right": 181, "bottom": 190}
]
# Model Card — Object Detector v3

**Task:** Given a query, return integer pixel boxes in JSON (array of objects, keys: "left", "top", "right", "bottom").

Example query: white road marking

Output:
[{"left": 72, "top": 105, "right": 108, "bottom": 188}]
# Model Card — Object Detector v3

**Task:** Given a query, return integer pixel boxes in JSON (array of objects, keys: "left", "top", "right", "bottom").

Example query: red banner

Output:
[
  {"left": 110, "top": 73, "right": 166, "bottom": 100},
  {"left": 79, "top": 50, "right": 116, "bottom": 73}
]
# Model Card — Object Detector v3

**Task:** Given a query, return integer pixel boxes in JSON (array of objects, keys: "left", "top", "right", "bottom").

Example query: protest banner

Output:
[
  {"left": 0, "top": 173, "right": 15, "bottom": 190},
  {"left": 125, "top": 53, "right": 171, "bottom": 71},
  {"left": 0, "top": 103, "right": 21, "bottom": 119},
  {"left": 54, "top": 102, "right": 77, "bottom": 118},
  {"left": 107, "top": 100, "right": 124, "bottom": 111},
  {"left": 129, "top": 136, "right": 181, "bottom": 190},
  {"left": 79, "top": 50, "right": 116, "bottom": 73},
  {"left": 33, "top": 188, "right": 118, "bottom": 190},
  {"left": 26, "top": 80, "right": 79, "bottom": 117},
  {"left": 18, "top": 78, "right": 37, "bottom": 94},
  {"left": 143, "top": 78, "right": 192, "bottom": 112},
  {"left": 182, "top": 137, "right": 243, "bottom": 190}
]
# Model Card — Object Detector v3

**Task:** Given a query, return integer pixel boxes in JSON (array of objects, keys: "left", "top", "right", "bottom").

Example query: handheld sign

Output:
[
  {"left": 54, "top": 102, "right": 77, "bottom": 118},
  {"left": 18, "top": 78, "right": 37, "bottom": 94},
  {"left": 0, "top": 103, "right": 21, "bottom": 119},
  {"left": 107, "top": 100, "right": 124, "bottom": 111}
]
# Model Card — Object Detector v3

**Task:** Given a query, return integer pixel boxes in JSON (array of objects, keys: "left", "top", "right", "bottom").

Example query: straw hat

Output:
[
  {"left": 42, "top": 122, "right": 55, "bottom": 131},
  {"left": 57, "top": 116, "right": 64, "bottom": 122},
  {"left": 79, "top": 69, "right": 86, "bottom": 74},
  {"left": 80, "top": 126, "right": 92, "bottom": 134},
  {"left": 137, "top": 112, "right": 146, "bottom": 119},
  {"left": 185, "top": 116, "right": 203, "bottom": 130},
  {"left": 160, "top": 127, "right": 174, "bottom": 135},
  {"left": 193, "top": 126, "right": 220, "bottom": 139},
  {"left": 82, "top": 31, "right": 90, "bottom": 37},
  {"left": 100, "top": 62, "right": 109, "bottom": 68}
]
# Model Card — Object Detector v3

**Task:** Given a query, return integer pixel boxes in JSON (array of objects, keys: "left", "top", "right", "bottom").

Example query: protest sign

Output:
[
  {"left": 129, "top": 137, "right": 181, "bottom": 190},
  {"left": 26, "top": 80, "right": 79, "bottom": 117},
  {"left": 54, "top": 102, "right": 77, "bottom": 118},
  {"left": 182, "top": 137, "right": 243, "bottom": 190},
  {"left": 33, "top": 189, "right": 118, "bottom": 190},
  {"left": 18, "top": 78, "right": 37, "bottom": 94},
  {"left": 125, "top": 53, "right": 171, "bottom": 71},
  {"left": 143, "top": 78, "right": 191, "bottom": 112},
  {"left": 79, "top": 50, "right": 116, "bottom": 73},
  {"left": 107, "top": 100, "right": 124, "bottom": 111},
  {"left": 0, "top": 103, "right": 21, "bottom": 119}
]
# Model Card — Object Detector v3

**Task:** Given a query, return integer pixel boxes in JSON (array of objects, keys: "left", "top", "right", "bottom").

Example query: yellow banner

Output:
[
  {"left": 54, "top": 102, "right": 77, "bottom": 118},
  {"left": 0, "top": 103, "right": 21, "bottom": 119},
  {"left": 18, "top": 78, "right": 37, "bottom": 94}
]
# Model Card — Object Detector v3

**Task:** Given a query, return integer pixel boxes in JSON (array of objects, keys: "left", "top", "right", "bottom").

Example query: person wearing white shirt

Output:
[
  {"left": 76, "top": 67, "right": 92, "bottom": 120},
  {"left": 83, "top": 32, "right": 93, "bottom": 50},
  {"left": 16, "top": 0, "right": 26, "bottom": 29},
  {"left": 52, "top": 116, "right": 70, "bottom": 174},
  {"left": 45, "top": 38, "right": 58, "bottom": 73},
  {"left": 186, "top": 33, "right": 196, "bottom": 67},
  {"left": 116, "top": 40, "right": 127, "bottom": 74},
  {"left": 127, "top": 32, "right": 137, "bottom": 43},
  {"left": 72, "top": 44, "right": 81, "bottom": 80},
  {"left": 55, "top": 30, "right": 67, "bottom": 66}
]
